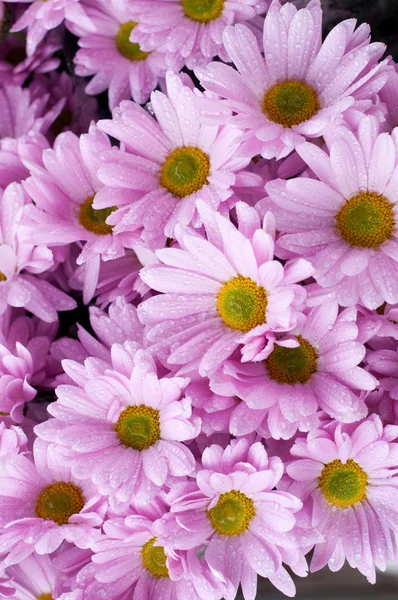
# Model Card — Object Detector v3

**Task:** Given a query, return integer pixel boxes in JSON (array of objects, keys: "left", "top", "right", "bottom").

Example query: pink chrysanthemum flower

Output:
[
  {"left": 0, "top": 33, "right": 61, "bottom": 86},
  {"left": 155, "top": 437, "right": 320, "bottom": 599},
  {"left": 73, "top": 499, "right": 226, "bottom": 600},
  {"left": 283, "top": 415, "right": 398, "bottom": 582},
  {"left": 8, "top": 0, "right": 93, "bottom": 57},
  {"left": 0, "top": 83, "right": 63, "bottom": 188},
  {"left": 267, "top": 116, "right": 398, "bottom": 309},
  {"left": 23, "top": 125, "right": 138, "bottom": 304},
  {"left": 35, "top": 348, "right": 198, "bottom": 512},
  {"left": 0, "top": 439, "right": 106, "bottom": 568},
  {"left": 210, "top": 302, "right": 376, "bottom": 440},
  {"left": 97, "top": 71, "right": 255, "bottom": 245},
  {"left": 199, "top": 0, "right": 389, "bottom": 160},
  {"left": 138, "top": 201, "right": 313, "bottom": 376},
  {"left": 187, "top": 380, "right": 239, "bottom": 436},
  {"left": 128, "top": 0, "right": 267, "bottom": 70},
  {"left": 1, "top": 553, "right": 60, "bottom": 600},
  {"left": 69, "top": 0, "right": 167, "bottom": 110},
  {"left": 0, "top": 183, "right": 75, "bottom": 323},
  {"left": 0, "top": 308, "right": 57, "bottom": 422}
]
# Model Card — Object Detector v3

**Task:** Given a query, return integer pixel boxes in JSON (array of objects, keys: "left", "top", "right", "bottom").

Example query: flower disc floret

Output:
[
  {"left": 35, "top": 482, "right": 85, "bottom": 525},
  {"left": 79, "top": 196, "right": 116, "bottom": 236},
  {"left": 207, "top": 490, "right": 255, "bottom": 536},
  {"left": 37, "top": 595, "right": 54, "bottom": 600},
  {"left": 319, "top": 459, "right": 368, "bottom": 509},
  {"left": 265, "top": 335, "right": 318, "bottom": 385},
  {"left": 217, "top": 275, "right": 267, "bottom": 332},
  {"left": 115, "top": 405, "right": 161, "bottom": 451},
  {"left": 262, "top": 80, "right": 320, "bottom": 129},
  {"left": 160, "top": 146, "right": 210, "bottom": 199},
  {"left": 182, "top": 0, "right": 225, "bottom": 23},
  {"left": 335, "top": 192, "right": 395, "bottom": 248},
  {"left": 141, "top": 537, "right": 169, "bottom": 578},
  {"left": 116, "top": 21, "right": 151, "bottom": 61},
  {"left": 0, "top": 272, "right": 6, "bottom": 282}
]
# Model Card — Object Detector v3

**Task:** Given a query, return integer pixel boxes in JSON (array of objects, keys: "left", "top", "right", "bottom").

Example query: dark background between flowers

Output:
[{"left": 57, "top": 0, "right": 398, "bottom": 597}]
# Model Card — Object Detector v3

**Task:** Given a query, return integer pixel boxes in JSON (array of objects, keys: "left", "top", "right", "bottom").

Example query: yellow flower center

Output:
[
  {"left": 217, "top": 275, "right": 267, "bottom": 332},
  {"left": 160, "top": 146, "right": 210, "bottom": 198},
  {"left": 79, "top": 196, "right": 116, "bottom": 235},
  {"left": 37, "top": 595, "right": 54, "bottom": 600},
  {"left": 35, "top": 482, "right": 85, "bottom": 525},
  {"left": 335, "top": 191, "right": 395, "bottom": 248},
  {"left": 265, "top": 335, "right": 318, "bottom": 385},
  {"left": 115, "top": 405, "right": 161, "bottom": 451},
  {"left": 182, "top": 0, "right": 224, "bottom": 22},
  {"left": 0, "top": 272, "right": 6, "bottom": 282},
  {"left": 207, "top": 490, "right": 255, "bottom": 536},
  {"left": 262, "top": 80, "right": 320, "bottom": 128},
  {"left": 141, "top": 537, "right": 169, "bottom": 578},
  {"left": 116, "top": 21, "right": 151, "bottom": 61},
  {"left": 319, "top": 458, "right": 368, "bottom": 509}
]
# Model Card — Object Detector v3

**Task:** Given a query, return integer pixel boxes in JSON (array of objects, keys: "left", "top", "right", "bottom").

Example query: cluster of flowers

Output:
[{"left": 3, "top": 0, "right": 398, "bottom": 598}]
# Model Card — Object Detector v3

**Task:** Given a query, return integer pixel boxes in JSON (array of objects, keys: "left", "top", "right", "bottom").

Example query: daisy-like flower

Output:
[
  {"left": 210, "top": 302, "right": 376, "bottom": 440},
  {"left": 187, "top": 380, "right": 239, "bottom": 436},
  {"left": 155, "top": 438, "right": 320, "bottom": 599},
  {"left": 198, "top": 0, "right": 389, "bottom": 160},
  {"left": 0, "top": 439, "right": 106, "bottom": 568},
  {"left": 0, "top": 183, "right": 75, "bottom": 323},
  {"left": 1, "top": 553, "right": 60, "bottom": 600},
  {"left": 23, "top": 125, "right": 138, "bottom": 304},
  {"left": 128, "top": 0, "right": 267, "bottom": 70},
  {"left": 138, "top": 201, "right": 313, "bottom": 376},
  {"left": 73, "top": 499, "right": 227, "bottom": 600},
  {"left": 70, "top": 0, "right": 167, "bottom": 110},
  {"left": 7, "top": 0, "right": 93, "bottom": 57},
  {"left": 97, "top": 71, "right": 255, "bottom": 245},
  {"left": 267, "top": 115, "right": 398, "bottom": 309},
  {"left": 35, "top": 347, "right": 198, "bottom": 512},
  {"left": 0, "top": 307, "right": 57, "bottom": 422},
  {"left": 0, "top": 33, "right": 61, "bottom": 86},
  {"left": 283, "top": 415, "right": 398, "bottom": 582}
]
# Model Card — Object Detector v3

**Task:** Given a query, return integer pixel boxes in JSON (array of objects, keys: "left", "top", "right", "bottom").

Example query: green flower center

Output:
[
  {"left": 116, "top": 21, "right": 151, "bottom": 61},
  {"left": 319, "top": 458, "right": 368, "bottom": 508},
  {"left": 207, "top": 490, "right": 255, "bottom": 536},
  {"left": 160, "top": 146, "right": 210, "bottom": 198},
  {"left": 141, "top": 537, "right": 169, "bottom": 578},
  {"left": 265, "top": 335, "right": 318, "bottom": 385},
  {"left": 262, "top": 80, "right": 320, "bottom": 128},
  {"left": 335, "top": 191, "right": 395, "bottom": 248},
  {"left": 217, "top": 275, "right": 267, "bottom": 332},
  {"left": 35, "top": 482, "right": 85, "bottom": 525},
  {"left": 115, "top": 405, "right": 161, "bottom": 451},
  {"left": 182, "top": 0, "right": 225, "bottom": 22},
  {"left": 79, "top": 196, "right": 116, "bottom": 235}
]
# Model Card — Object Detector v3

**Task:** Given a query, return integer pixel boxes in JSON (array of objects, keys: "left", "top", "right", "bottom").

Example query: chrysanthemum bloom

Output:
[
  {"left": 23, "top": 125, "right": 138, "bottom": 304},
  {"left": 128, "top": 0, "right": 266, "bottom": 70},
  {"left": 366, "top": 341, "right": 398, "bottom": 414},
  {"left": 69, "top": 0, "right": 167, "bottom": 110},
  {"left": 7, "top": 0, "right": 93, "bottom": 57},
  {"left": 35, "top": 348, "right": 198, "bottom": 511},
  {"left": 210, "top": 302, "right": 376, "bottom": 439},
  {"left": 97, "top": 71, "right": 256, "bottom": 244},
  {"left": 267, "top": 116, "right": 398, "bottom": 308},
  {"left": 0, "top": 33, "right": 61, "bottom": 86},
  {"left": 198, "top": 0, "right": 389, "bottom": 160},
  {"left": 72, "top": 499, "right": 226, "bottom": 600},
  {"left": 1, "top": 553, "right": 60, "bottom": 599},
  {"left": 0, "top": 183, "right": 75, "bottom": 323},
  {"left": 0, "top": 421, "right": 29, "bottom": 458},
  {"left": 0, "top": 439, "right": 106, "bottom": 568},
  {"left": 50, "top": 297, "right": 144, "bottom": 385},
  {"left": 0, "top": 83, "right": 63, "bottom": 188},
  {"left": 187, "top": 380, "right": 239, "bottom": 436},
  {"left": 0, "top": 308, "right": 57, "bottom": 422},
  {"left": 155, "top": 438, "right": 320, "bottom": 599},
  {"left": 283, "top": 415, "right": 398, "bottom": 582},
  {"left": 138, "top": 201, "right": 312, "bottom": 376}
]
